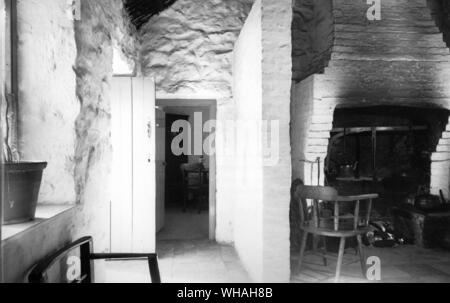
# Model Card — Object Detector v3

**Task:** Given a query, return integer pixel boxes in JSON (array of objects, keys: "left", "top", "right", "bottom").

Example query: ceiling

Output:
[{"left": 124, "top": 0, "right": 178, "bottom": 29}]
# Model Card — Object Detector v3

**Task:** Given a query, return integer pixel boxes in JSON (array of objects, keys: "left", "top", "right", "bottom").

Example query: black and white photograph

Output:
[{"left": 1, "top": 0, "right": 450, "bottom": 290}]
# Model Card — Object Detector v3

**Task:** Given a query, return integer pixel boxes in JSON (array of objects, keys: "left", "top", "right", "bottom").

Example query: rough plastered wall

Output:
[
  {"left": 0, "top": 0, "right": 5, "bottom": 154},
  {"left": 2, "top": 0, "right": 136, "bottom": 282},
  {"left": 72, "top": 0, "right": 137, "bottom": 256},
  {"left": 140, "top": 0, "right": 253, "bottom": 242},
  {"left": 17, "top": 0, "right": 78, "bottom": 204},
  {"left": 261, "top": 0, "right": 292, "bottom": 282},
  {"left": 0, "top": 0, "right": 5, "bottom": 283},
  {"left": 232, "top": 0, "right": 263, "bottom": 281}
]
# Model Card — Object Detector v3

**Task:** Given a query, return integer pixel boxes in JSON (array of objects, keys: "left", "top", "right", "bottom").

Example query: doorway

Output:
[
  {"left": 165, "top": 114, "right": 189, "bottom": 207},
  {"left": 155, "top": 99, "right": 217, "bottom": 242}
]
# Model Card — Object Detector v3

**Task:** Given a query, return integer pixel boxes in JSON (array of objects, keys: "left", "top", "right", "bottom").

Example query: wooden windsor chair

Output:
[{"left": 293, "top": 184, "right": 378, "bottom": 282}]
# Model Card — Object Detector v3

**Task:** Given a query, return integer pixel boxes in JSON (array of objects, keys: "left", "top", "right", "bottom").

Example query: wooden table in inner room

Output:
[{"left": 180, "top": 163, "right": 209, "bottom": 213}]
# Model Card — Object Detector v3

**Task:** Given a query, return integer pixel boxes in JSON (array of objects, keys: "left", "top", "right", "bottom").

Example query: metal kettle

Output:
[{"left": 339, "top": 161, "right": 359, "bottom": 178}]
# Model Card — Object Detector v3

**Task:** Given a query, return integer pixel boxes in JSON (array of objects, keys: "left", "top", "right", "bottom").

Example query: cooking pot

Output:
[
  {"left": 415, "top": 194, "right": 442, "bottom": 211},
  {"left": 338, "top": 162, "right": 359, "bottom": 179}
]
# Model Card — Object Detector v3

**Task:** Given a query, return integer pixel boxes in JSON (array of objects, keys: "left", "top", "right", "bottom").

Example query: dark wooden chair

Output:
[
  {"left": 294, "top": 185, "right": 378, "bottom": 282},
  {"left": 180, "top": 163, "right": 209, "bottom": 213},
  {"left": 28, "top": 237, "right": 161, "bottom": 283}
]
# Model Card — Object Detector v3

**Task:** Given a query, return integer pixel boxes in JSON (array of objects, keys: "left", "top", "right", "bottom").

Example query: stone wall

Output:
[
  {"left": 140, "top": 0, "right": 253, "bottom": 243},
  {"left": 2, "top": 0, "right": 136, "bottom": 282},
  {"left": 140, "top": 0, "right": 253, "bottom": 97}
]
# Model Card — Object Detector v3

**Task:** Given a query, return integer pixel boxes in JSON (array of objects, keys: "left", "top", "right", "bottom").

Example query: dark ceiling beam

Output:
[{"left": 124, "top": 0, "right": 178, "bottom": 30}]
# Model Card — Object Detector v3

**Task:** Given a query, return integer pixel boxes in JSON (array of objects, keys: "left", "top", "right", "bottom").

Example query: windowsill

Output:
[{"left": 1, "top": 204, "right": 75, "bottom": 241}]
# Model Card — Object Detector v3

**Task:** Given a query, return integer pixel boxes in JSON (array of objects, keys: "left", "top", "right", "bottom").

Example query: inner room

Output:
[{"left": 155, "top": 100, "right": 215, "bottom": 242}]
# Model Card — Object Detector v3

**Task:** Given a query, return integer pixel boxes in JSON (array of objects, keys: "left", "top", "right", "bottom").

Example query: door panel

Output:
[
  {"left": 131, "top": 77, "right": 156, "bottom": 253},
  {"left": 156, "top": 109, "right": 166, "bottom": 233},
  {"left": 111, "top": 77, "right": 133, "bottom": 252},
  {"left": 111, "top": 77, "right": 156, "bottom": 253}
]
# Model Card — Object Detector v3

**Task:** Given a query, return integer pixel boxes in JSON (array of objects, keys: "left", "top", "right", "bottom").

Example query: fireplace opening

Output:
[{"left": 325, "top": 106, "right": 450, "bottom": 217}]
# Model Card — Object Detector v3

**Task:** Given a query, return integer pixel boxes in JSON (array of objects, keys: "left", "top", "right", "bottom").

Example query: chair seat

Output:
[{"left": 300, "top": 225, "right": 369, "bottom": 238}]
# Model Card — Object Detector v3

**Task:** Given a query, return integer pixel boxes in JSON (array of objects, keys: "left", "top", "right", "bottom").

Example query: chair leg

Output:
[
  {"left": 298, "top": 231, "right": 309, "bottom": 273},
  {"left": 356, "top": 235, "right": 366, "bottom": 278},
  {"left": 322, "top": 237, "right": 328, "bottom": 267},
  {"left": 313, "top": 235, "right": 319, "bottom": 252},
  {"left": 197, "top": 194, "right": 206, "bottom": 215},
  {"left": 183, "top": 195, "right": 187, "bottom": 213},
  {"left": 335, "top": 237, "right": 346, "bottom": 283},
  {"left": 182, "top": 189, "right": 188, "bottom": 212},
  {"left": 197, "top": 195, "right": 203, "bottom": 214}
]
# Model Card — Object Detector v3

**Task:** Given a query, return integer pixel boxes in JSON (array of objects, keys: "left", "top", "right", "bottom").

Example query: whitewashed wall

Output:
[
  {"left": 261, "top": 0, "right": 292, "bottom": 282},
  {"left": 232, "top": 0, "right": 264, "bottom": 282},
  {"left": 0, "top": 1, "right": 5, "bottom": 152},
  {"left": 17, "top": 0, "right": 78, "bottom": 204},
  {"left": 1, "top": 0, "right": 6, "bottom": 282}
]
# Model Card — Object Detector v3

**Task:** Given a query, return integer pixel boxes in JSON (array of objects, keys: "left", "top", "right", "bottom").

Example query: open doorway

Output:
[{"left": 155, "top": 99, "right": 216, "bottom": 242}]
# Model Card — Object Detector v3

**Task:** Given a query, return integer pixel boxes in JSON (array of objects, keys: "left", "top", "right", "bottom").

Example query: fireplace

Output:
[
  {"left": 290, "top": 0, "right": 450, "bottom": 252},
  {"left": 326, "top": 106, "right": 450, "bottom": 217}
]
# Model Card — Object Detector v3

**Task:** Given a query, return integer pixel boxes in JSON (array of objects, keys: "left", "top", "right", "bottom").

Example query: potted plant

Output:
[{"left": 1, "top": 92, "right": 47, "bottom": 225}]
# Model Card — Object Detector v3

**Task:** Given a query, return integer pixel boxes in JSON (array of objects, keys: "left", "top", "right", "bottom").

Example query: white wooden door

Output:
[
  {"left": 111, "top": 77, "right": 156, "bottom": 253},
  {"left": 155, "top": 108, "right": 166, "bottom": 233}
]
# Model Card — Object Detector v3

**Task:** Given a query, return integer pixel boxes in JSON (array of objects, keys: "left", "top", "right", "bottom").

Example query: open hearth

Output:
[{"left": 327, "top": 106, "right": 450, "bottom": 217}]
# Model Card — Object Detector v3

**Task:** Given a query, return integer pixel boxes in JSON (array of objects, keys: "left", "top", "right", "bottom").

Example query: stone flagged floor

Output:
[
  {"left": 157, "top": 208, "right": 209, "bottom": 241},
  {"left": 102, "top": 239, "right": 251, "bottom": 283},
  {"left": 157, "top": 240, "right": 251, "bottom": 283},
  {"left": 291, "top": 245, "right": 450, "bottom": 283},
  {"left": 104, "top": 241, "right": 450, "bottom": 283}
]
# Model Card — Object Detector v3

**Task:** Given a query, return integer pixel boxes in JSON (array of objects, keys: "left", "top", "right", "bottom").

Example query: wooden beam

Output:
[{"left": 331, "top": 125, "right": 428, "bottom": 134}]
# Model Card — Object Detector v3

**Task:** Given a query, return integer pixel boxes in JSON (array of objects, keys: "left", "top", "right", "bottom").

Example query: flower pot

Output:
[{"left": 1, "top": 162, "right": 47, "bottom": 225}]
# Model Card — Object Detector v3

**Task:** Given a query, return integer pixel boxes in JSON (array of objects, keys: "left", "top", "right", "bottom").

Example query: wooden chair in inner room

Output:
[
  {"left": 293, "top": 185, "right": 378, "bottom": 283},
  {"left": 28, "top": 237, "right": 161, "bottom": 283},
  {"left": 180, "top": 162, "right": 209, "bottom": 213}
]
